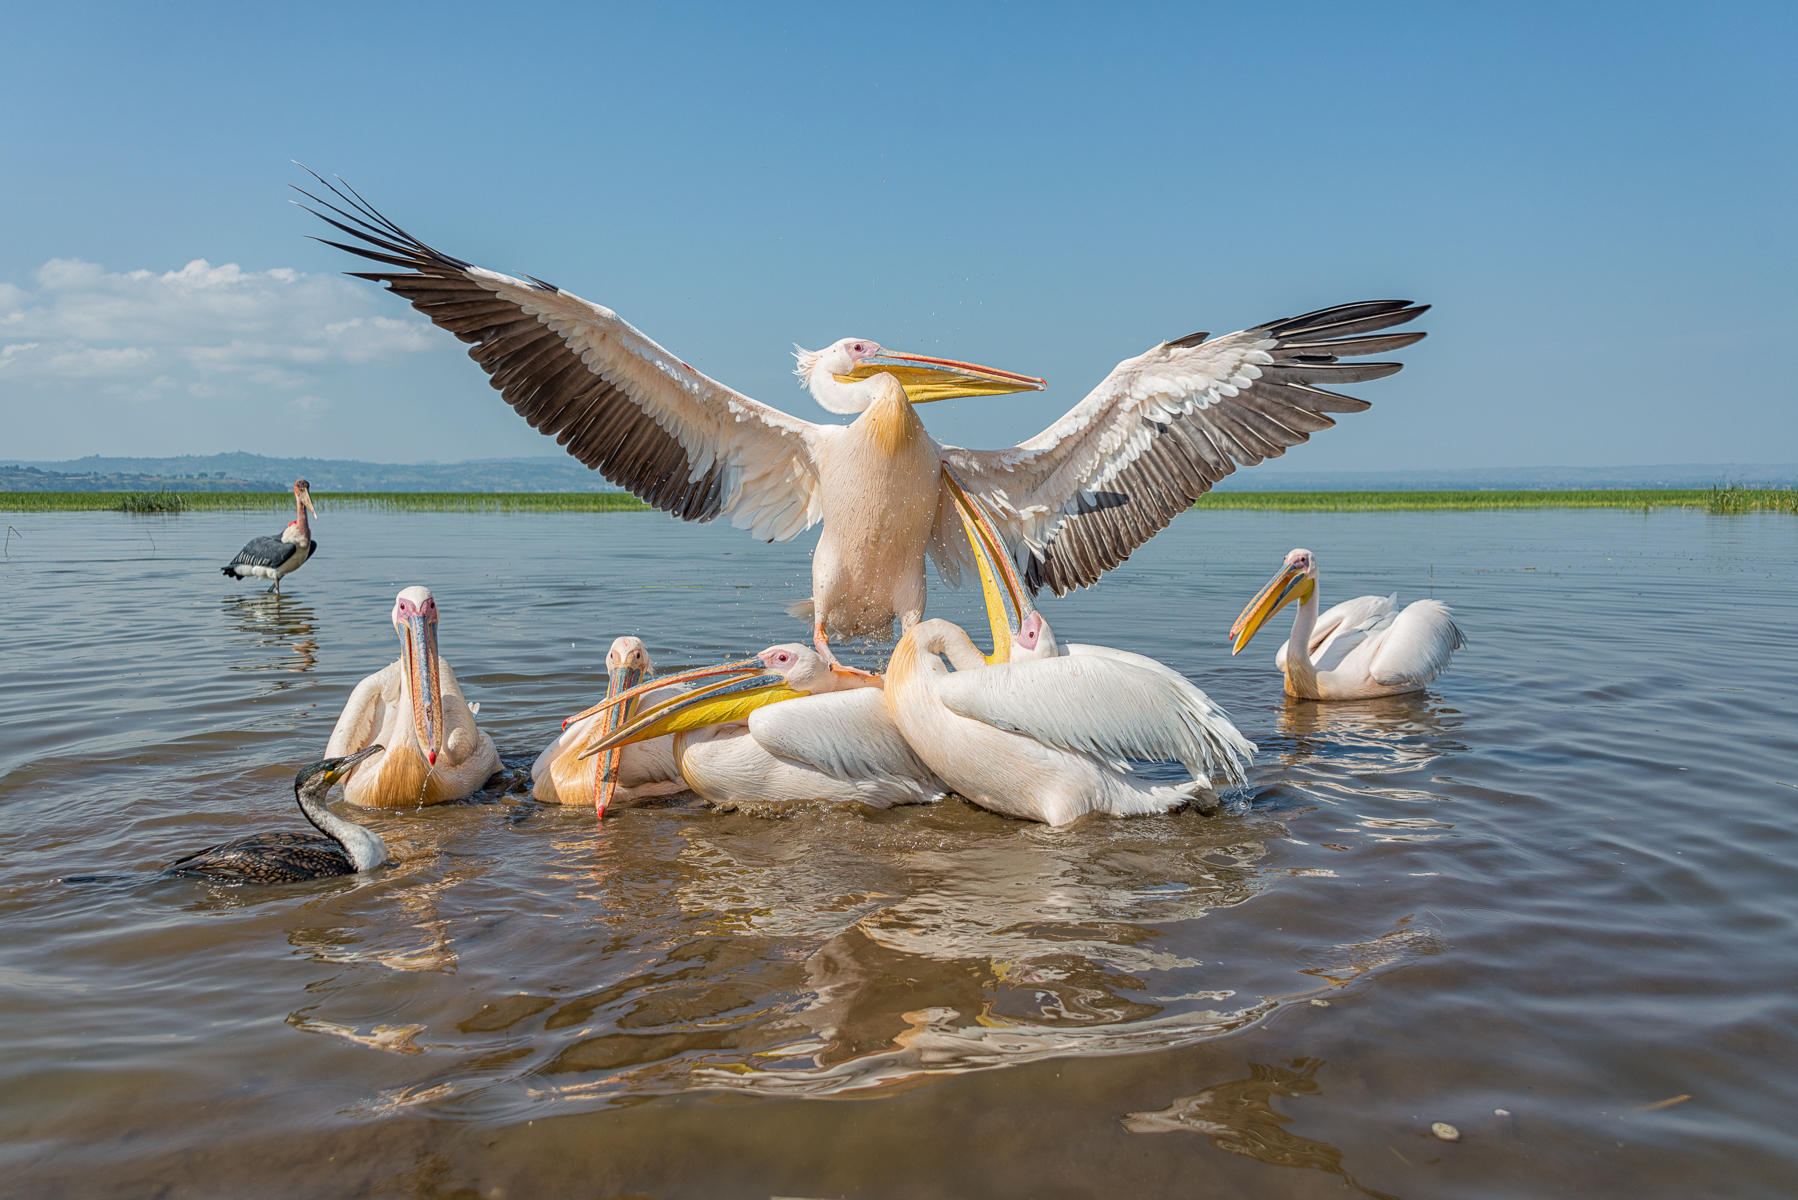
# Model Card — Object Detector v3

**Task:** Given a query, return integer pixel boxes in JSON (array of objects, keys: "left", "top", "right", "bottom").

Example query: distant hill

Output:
[
  {"left": 0, "top": 453, "right": 613, "bottom": 492},
  {"left": 4, "top": 452, "right": 1794, "bottom": 493}
]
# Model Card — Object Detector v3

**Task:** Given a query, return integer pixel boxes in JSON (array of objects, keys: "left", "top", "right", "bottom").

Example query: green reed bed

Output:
[
  {"left": 3, "top": 487, "right": 1792, "bottom": 515},
  {"left": 1198, "top": 487, "right": 1798, "bottom": 513},
  {"left": 111, "top": 490, "right": 189, "bottom": 513},
  {"left": 0, "top": 491, "right": 654, "bottom": 513}
]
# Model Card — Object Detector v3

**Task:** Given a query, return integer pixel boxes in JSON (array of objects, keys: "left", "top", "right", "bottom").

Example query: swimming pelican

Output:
[
  {"left": 299, "top": 173, "right": 1425, "bottom": 660},
  {"left": 164, "top": 747, "right": 387, "bottom": 883},
  {"left": 221, "top": 479, "right": 317, "bottom": 593},
  {"left": 530, "top": 636, "right": 690, "bottom": 814},
  {"left": 588, "top": 646, "right": 944, "bottom": 811},
  {"left": 884, "top": 618, "right": 1254, "bottom": 825},
  {"left": 1229, "top": 548, "right": 1466, "bottom": 700},
  {"left": 889, "top": 472, "right": 1253, "bottom": 825},
  {"left": 325, "top": 586, "right": 500, "bottom": 806}
]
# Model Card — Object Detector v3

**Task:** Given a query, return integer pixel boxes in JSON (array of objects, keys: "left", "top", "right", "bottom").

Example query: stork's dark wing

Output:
[
  {"left": 226, "top": 536, "right": 298, "bottom": 570},
  {"left": 941, "top": 301, "right": 1426, "bottom": 595}
]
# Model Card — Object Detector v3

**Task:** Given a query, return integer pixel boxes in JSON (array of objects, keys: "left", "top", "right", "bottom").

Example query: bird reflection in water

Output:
[
  {"left": 221, "top": 594, "right": 319, "bottom": 675},
  {"left": 1267, "top": 697, "right": 1467, "bottom": 837},
  {"left": 520, "top": 815, "right": 1290, "bottom": 1099},
  {"left": 1263, "top": 693, "right": 1465, "bottom": 792},
  {"left": 283, "top": 859, "right": 470, "bottom": 975},
  {"left": 1123, "top": 1058, "right": 1400, "bottom": 1200},
  {"left": 1276, "top": 691, "right": 1457, "bottom": 746}
]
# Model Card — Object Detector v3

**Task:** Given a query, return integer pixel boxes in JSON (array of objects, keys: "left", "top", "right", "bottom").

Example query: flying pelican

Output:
[
  {"left": 325, "top": 586, "right": 500, "bottom": 806},
  {"left": 299, "top": 174, "right": 1425, "bottom": 660},
  {"left": 530, "top": 636, "right": 691, "bottom": 814},
  {"left": 164, "top": 747, "right": 387, "bottom": 883},
  {"left": 586, "top": 646, "right": 943, "bottom": 811},
  {"left": 1229, "top": 548, "right": 1466, "bottom": 700},
  {"left": 221, "top": 478, "right": 317, "bottom": 593}
]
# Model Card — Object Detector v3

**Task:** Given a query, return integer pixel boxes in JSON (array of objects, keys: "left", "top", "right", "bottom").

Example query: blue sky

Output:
[{"left": 3, "top": 1, "right": 1793, "bottom": 470}]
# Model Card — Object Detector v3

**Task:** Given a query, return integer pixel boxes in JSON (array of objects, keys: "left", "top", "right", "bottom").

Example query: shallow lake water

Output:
[{"left": 1, "top": 505, "right": 1794, "bottom": 1198}]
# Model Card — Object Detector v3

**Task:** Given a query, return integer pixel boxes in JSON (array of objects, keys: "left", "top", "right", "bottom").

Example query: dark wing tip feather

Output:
[
  {"left": 1022, "top": 297, "right": 1427, "bottom": 596},
  {"left": 293, "top": 168, "right": 472, "bottom": 276},
  {"left": 301, "top": 175, "right": 743, "bottom": 526},
  {"left": 1260, "top": 299, "right": 1417, "bottom": 336}
]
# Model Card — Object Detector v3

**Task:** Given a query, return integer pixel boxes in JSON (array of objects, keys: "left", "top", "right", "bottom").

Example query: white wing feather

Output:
[
  {"left": 1368, "top": 600, "right": 1466, "bottom": 687},
  {"left": 325, "top": 666, "right": 392, "bottom": 757},
  {"left": 1277, "top": 593, "right": 1399, "bottom": 672},
  {"left": 748, "top": 690, "right": 937, "bottom": 786},
  {"left": 935, "top": 656, "right": 1253, "bottom": 786}
]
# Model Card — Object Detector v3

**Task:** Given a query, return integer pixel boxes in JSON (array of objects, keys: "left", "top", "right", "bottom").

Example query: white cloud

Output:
[
  {"left": 0, "top": 341, "right": 40, "bottom": 368},
  {"left": 40, "top": 345, "right": 157, "bottom": 376},
  {"left": 0, "top": 257, "right": 436, "bottom": 384},
  {"left": 0, "top": 253, "right": 561, "bottom": 462}
]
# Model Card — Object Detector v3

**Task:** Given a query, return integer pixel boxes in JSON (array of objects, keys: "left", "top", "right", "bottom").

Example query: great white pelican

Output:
[
  {"left": 299, "top": 173, "right": 1426, "bottom": 662},
  {"left": 325, "top": 586, "right": 501, "bottom": 806},
  {"left": 874, "top": 476, "right": 1254, "bottom": 824},
  {"left": 584, "top": 646, "right": 943, "bottom": 812},
  {"left": 603, "top": 469, "right": 1252, "bottom": 824},
  {"left": 531, "top": 636, "right": 692, "bottom": 814},
  {"left": 1229, "top": 548, "right": 1466, "bottom": 700}
]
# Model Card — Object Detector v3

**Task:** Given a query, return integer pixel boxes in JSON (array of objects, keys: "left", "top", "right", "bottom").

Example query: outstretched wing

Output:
[
  {"left": 749, "top": 690, "right": 937, "bottom": 786},
  {"left": 935, "top": 656, "right": 1254, "bottom": 786},
  {"left": 226, "top": 535, "right": 297, "bottom": 570},
  {"left": 941, "top": 301, "right": 1426, "bottom": 594},
  {"left": 298, "top": 173, "right": 824, "bottom": 542}
]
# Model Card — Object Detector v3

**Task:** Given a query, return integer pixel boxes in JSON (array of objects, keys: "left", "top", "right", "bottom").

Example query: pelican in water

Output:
[
  {"left": 221, "top": 478, "right": 317, "bottom": 593},
  {"left": 530, "top": 636, "right": 691, "bottom": 814},
  {"left": 1229, "top": 548, "right": 1466, "bottom": 700},
  {"left": 878, "top": 480, "right": 1253, "bottom": 825},
  {"left": 300, "top": 174, "right": 1425, "bottom": 661},
  {"left": 587, "top": 645, "right": 944, "bottom": 812},
  {"left": 325, "top": 586, "right": 500, "bottom": 806},
  {"left": 606, "top": 472, "right": 1250, "bottom": 824},
  {"left": 164, "top": 747, "right": 387, "bottom": 883},
  {"left": 884, "top": 616, "right": 1253, "bottom": 825}
]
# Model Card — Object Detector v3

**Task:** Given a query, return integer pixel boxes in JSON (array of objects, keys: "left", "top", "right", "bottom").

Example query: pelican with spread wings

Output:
[{"left": 300, "top": 173, "right": 1425, "bottom": 660}]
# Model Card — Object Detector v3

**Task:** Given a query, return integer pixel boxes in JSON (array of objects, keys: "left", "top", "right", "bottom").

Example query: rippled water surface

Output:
[{"left": 2, "top": 506, "right": 1794, "bottom": 1198}]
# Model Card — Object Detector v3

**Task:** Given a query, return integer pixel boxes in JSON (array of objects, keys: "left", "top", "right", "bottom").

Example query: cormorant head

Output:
[{"left": 295, "top": 745, "right": 384, "bottom": 798}]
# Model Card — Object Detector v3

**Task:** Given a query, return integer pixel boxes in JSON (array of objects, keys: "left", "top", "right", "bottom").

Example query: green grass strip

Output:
[
  {"left": 1196, "top": 486, "right": 1798, "bottom": 513},
  {"left": 0, "top": 490, "right": 655, "bottom": 513},
  {"left": 1, "top": 486, "right": 1792, "bottom": 515}
]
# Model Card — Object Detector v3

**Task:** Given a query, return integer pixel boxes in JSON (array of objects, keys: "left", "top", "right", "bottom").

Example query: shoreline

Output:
[{"left": 1, "top": 487, "right": 1792, "bottom": 515}]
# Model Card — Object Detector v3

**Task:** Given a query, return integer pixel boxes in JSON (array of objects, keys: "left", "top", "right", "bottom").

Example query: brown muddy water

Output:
[{"left": 1, "top": 507, "right": 1794, "bottom": 1199}]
